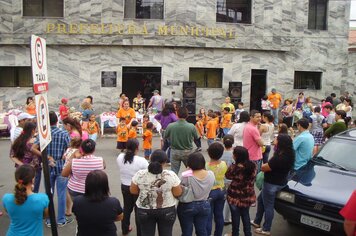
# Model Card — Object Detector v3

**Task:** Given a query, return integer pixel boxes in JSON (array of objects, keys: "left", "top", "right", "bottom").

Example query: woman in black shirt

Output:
[{"left": 251, "top": 134, "right": 295, "bottom": 236}]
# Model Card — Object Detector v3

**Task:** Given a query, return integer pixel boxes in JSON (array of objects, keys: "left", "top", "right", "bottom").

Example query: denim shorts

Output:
[{"left": 144, "top": 149, "right": 152, "bottom": 157}]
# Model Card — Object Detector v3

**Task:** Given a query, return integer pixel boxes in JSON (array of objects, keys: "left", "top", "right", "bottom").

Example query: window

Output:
[
  {"left": 294, "top": 71, "right": 322, "bottom": 90},
  {"left": 308, "top": 0, "right": 328, "bottom": 30},
  {"left": 23, "top": 0, "right": 63, "bottom": 17},
  {"left": 189, "top": 68, "right": 223, "bottom": 88},
  {"left": 216, "top": 0, "right": 251, "bottom": 24},
  {"left": 124, "top": 0, "right": 164, "bottom": 19},
  {"left": 0, "top": 67, "right": 32, "bottom": 87}
]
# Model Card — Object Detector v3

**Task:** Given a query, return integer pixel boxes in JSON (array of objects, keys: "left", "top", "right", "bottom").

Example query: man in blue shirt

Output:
[
  {"left": 293, "top": 118, "right": 314, "bottom": 170},
  {"left": 34, "top": 111, "right": 71, "bottom": 227}
]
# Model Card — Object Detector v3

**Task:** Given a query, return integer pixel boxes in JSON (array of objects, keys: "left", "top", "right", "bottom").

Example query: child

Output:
[
  {"left": 116, "top": 117, "right": 129, "bottom": 152},
  {"left": 225, "top": 146, "right": 257, "bottom": 236},
  {"left": 59, "top": 98, "right": 69, "bottom": 121},
  {"left": 87, "top": 114, "right": 100, "bottom": 141},
  {"left": 194, "top": 114, "right": 204, "bottom": 151},
  {"left": 128, "top": 120, "right": 138, "bottom": 139},
  {"left": 81, "top": 101, "right": 93, "bottom": 131},
  {"left": 261, "top": 96, "right": 271, "bottom": 114},
  {"left": 221, "top": 135, "right": 235, "bottom": 225},
  {"left": 206, "top": 112, "right": 218, "bottom": 146},
  {"left": 235, "top": 102, "right": 244, "bottom": 122},
  {"left": 215, "top": 111, "right": 223, "bottom": 139},
  {"left": 142, "top": 113, "right": 150, "bottom": 134},
  {"left": 206, "top": 142, "right": 227, "bottom": 236},
  {"left": 309, "top": 106, "right": 326, "bottom": 155},
  {"left": 221, "top": 107, "right": 232, "bottom": 135},
  {"left": 143, "top": 121, "right": 153, "bottom": 160},
  {"left": 198, "top": 107, "right": 208, "bottom": 135}
]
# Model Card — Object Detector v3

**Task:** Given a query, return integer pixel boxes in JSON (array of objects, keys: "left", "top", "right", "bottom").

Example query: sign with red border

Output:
[
  {"left": 35, "top": 93, "right": 52, "bottom": 151},
  {"left": 31, "top": 35, "right": 48, "bottom": 93}
]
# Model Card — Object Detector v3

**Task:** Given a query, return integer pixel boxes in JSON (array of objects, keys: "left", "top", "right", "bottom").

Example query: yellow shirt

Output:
[{"left": 206, "top": 161, "right": 228, "bottom": 189}]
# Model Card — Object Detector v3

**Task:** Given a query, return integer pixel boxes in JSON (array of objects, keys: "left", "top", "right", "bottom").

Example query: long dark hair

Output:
[
  {"left": 14, "top": 165, "right": 35, "bottom": 205},
  {"left": 124, "top": 139, "right": 139, "bottom": 164},
  {"left": 12, "top": 122, "right": 36, "bottom": 161},
  {"left": 148, "top": 150, "right": 167, "bottom": 174},
  {"left": 84, "top": 170, "right": 110, "bottom": 202},
  {"left": 238, "top": 111, "right": 250, "bottom": 123},
  {"left": 275, "top": 134, "right": 295, "bottom": 161},
  {"left": 62, "top": 117, "right": 82, "bottom": 136},
  {"left": 81, "top": 139, "right": 96, "bottom": 155},
  {"left": 161, "top": 103, "right": 175, "bottom": 116},
  {"left": 233, "top": 146, "right": 256, "bottom": 177}
]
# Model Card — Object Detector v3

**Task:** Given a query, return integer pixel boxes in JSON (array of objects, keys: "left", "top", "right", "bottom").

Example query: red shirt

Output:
[
  {"left": 340, "top": 190, "right": 356, "bottom": 236},
  {"left": 59, "top": 104, "right": 69, "bottom": 120}
]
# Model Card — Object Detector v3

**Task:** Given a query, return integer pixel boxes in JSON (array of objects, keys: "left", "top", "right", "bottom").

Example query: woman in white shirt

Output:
[
  {"left": 228, "top": 111, "right": 250, "bottom": 147},
  {"left": 259, "top": 113, "right": 275, "bottom": 164},
  {"left": 116, "top": 139, "right": 148, "bottom": 236},
  {"left": 130, "top": 150, "right": 182, "bottom": 236}
]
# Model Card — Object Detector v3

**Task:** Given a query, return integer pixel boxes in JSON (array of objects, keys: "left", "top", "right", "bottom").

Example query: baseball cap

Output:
[
  {"left": 153, "top": 90, "right": 159, "bottom": 94},
  {"left": 61, "top": 98, "right": 68, "bottom": 103},
  {"left": 18, "top": 112, "right": 35, "bottom": 120}
]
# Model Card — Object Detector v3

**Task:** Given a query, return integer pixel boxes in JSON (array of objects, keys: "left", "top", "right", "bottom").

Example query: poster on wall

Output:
[{"left": 101, "top": 71, "right": 117, "bottom": 87}]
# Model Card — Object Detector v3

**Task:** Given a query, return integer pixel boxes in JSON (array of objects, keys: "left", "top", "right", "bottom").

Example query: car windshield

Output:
[{"left": 315, "top": 138, "right": 356, "bottom": 172}]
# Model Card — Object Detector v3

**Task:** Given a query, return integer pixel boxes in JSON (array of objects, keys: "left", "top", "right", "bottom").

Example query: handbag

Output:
[
  {"left": 255, "top": 172, "right": 264, "bottom": 190},
  {"left": 178, "top": 176, "right": 195, "bottom": 203}
]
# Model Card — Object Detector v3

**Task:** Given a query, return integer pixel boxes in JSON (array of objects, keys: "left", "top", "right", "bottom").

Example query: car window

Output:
[{"left": 317, "top": 138, "right": 356, "bottom": 171}]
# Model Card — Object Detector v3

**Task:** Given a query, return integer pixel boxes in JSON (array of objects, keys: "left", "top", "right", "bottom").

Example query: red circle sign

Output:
[
  {"left": 35, "top": 38, "right": 44, "bottom": 69},
  {"left": 37, "top": 95, "right": 49, "bottom": 139}
]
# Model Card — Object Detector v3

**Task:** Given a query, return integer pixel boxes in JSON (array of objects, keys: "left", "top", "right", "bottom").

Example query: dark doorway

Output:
[
  {"left": 122, "top": 67, "right": 161, "bottom": 107},
  {"left": 250, "top": 69, "right": 267, "bottom": 112}
]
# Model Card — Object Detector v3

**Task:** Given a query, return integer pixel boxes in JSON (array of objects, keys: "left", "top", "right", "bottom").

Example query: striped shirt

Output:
[{"left": 67, "top": 155, "right": 104, "bottom": 193}]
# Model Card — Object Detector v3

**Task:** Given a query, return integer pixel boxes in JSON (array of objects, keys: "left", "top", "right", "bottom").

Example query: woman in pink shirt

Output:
[{"left": 62, "top": 117, "right": 89, "bottom": 140}]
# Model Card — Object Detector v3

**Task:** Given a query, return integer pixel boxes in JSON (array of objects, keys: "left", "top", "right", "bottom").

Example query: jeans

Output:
[
  {"left": 121, "top": 184, "right": 140, "bottom": 235},
  {"left": 254, "top": 182, "right": 284, "bottom": 232},
  {"left": 68, "top": 188, "right": 83, "bottom": 200},
  {"left": 178, "top": 200, "right": 211, "bottom": 236},
  {"left": 253, "top": 160, "right": 262, "bottom": 174},
  {"left": 223, "top": 128, "right": 230, "bottom": 135},
  {"left": 48, "top": 173, "right": 68, "bottom": 224},
  {"left": 136, "top": 206, "right": 176, "bottom": 236},
  {"left": 206, "top": 189, "right": 225, "bottom": 236},
  {"left": 194, "top": 137, "right": 201, "bottom": 149},
  {"left": 88, "top": 133, "right": 97, "bottom": 141},
  {"left": 229, "top": 204, "right": 251, "bottom": 236},
  {"left": 262, "top": 145, "right": 271, "bottom": 164},
  {"left": 170, "top": 149, "right": 193, "bottom": 175},
  {"left": 207, "top": 139, "right": 215, "bottom": 146},
  {"left": 33, "top": 168, "right": 42, "bottom": 193},
  {"left": 271, "top": 108, "right": 279, "bottom": 126}
]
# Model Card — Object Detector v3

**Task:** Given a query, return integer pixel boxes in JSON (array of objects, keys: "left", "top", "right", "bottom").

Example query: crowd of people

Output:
[{"left": 1, "top": 89, "right": 356, "bottom": 236}]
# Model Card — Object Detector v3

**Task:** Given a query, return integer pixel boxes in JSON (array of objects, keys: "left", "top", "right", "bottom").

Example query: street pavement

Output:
[{"left": 0, "top": 135, "right": 329, "bottom": 236}]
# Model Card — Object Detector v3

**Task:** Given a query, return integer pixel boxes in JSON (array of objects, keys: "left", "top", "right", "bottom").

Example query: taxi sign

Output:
[{"left": 31, "top": 35, "right": 48, "bottom": 93}]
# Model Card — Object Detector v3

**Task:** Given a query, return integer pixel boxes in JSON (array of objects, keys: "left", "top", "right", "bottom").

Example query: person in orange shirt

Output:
[
  {"left": 128, "top": 120, "right": 138, "bottom": 139},
  {"left": 143, "top": 122, "right": 154, "bottom": 160},
  {"left": 25, "top": 97, "right": 36, "bottom": 116},
  {"left": 206, "top": 112, "right": 218, "bottom": 146},
  {"left": 87, "top": 114, "right": 100, "bottom": 141},
  {"left": 267, "top": 88, "right": 283, "bottom": 126},
  {"left": 194, "top": 114, "right": 204, "bottom": 151},
  {"left": 116, "top": 118, "right": 129, "bottom": 152},
  {"left": 221, "top": 107, "right": 232, "bottom": 136},
  {"left": 116, "top": 100, "right": 136, "bottom": 126},
  {"left": 142, "top": 114, "right": 150, "bottom": 134}
]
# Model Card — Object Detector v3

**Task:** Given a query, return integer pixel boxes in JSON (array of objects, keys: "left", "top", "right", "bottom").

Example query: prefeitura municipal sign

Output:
[
  {"left": 35, "top": 93, "right": 52, "bottom": 151},
  {"left": 31, "top": 35, "right": 49, "bottom": 93}
]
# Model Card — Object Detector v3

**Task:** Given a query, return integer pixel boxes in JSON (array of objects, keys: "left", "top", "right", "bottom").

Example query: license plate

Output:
[{"left": 300, "top": 214, "right": 331, "bottom": 232}]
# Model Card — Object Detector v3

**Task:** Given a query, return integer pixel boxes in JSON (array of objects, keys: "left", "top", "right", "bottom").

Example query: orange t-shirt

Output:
[
  {"left": 116, "top": 108, "right": 136, "bottom": 125},
  {"left": 206, "top": 120, "right": 218, "bottom": 139},
  {"left": 213, "top": 117, "right": 220, "bottom": 129},
  {"left": 128, "top": 128, "right": 137, "bottom": 139},
  {"left": 87, "top": 121, "right": 99, "bottom": 135},
  {"left": 221, "top": 113, "right": 232, "bottom": 129},
  {"left": 116, "top": 125, "right": 128, "bottom": 142},
  {"left": 143, "top": 130, "right": 153, "bottom": 149},
  {"left": 195, "top": 120, "right": 204, "bottom": 137},
  {"left": 26, "top": 103, "right": 36, "bottom": 116},
  {"left": 268, "top": 93, "right": 282, "bottom": 109}
]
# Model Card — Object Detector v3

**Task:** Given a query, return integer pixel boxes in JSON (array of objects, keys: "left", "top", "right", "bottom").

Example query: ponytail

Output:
[
  {"left": 14, "top": 165, "right": 35, "bottom": 205},
  {"left": 124, "top": 139, "right": 139, "bottom": 164},
  {"left": 148, "top": 150, "right": 167, "bottom": 174},
  {"left": 148, "top": 162, "right": 163, "bottom": 175}
]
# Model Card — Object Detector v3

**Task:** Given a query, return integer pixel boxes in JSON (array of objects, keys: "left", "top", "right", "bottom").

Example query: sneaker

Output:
[
  {"left": 250, "top": 220, "right": 260, "bottom": 228},
  {"left": 45, "top": 221, "right": 51, "bottom": 228},
  {"left": 57, "top": 217, "right": 74, "bottom": 227},
  {"left": 254, "top": 228, "right": 271, "bottom": 235}
]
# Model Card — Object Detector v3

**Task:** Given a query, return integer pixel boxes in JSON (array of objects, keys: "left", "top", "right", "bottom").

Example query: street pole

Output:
[{"left": 41, "top": 148, "right": 58, "bottom": 236}]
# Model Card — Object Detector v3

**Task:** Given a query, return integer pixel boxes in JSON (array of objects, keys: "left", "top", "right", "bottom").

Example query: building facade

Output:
[{"left": 0, "top": 0, "right": 354, "bottom": 113}]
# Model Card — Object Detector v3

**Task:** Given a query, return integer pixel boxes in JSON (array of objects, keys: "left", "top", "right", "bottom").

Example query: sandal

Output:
[{"left": 254, "top": 228, "right": 271, "bottom": 235}]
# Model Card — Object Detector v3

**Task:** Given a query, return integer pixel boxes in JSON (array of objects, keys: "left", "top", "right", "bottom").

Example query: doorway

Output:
[
  {"left": 122, "top": 67, "right": 161, "bottom": 107},
  {"left": 250, "top": 69, "right": 267, "bottom": 112}
]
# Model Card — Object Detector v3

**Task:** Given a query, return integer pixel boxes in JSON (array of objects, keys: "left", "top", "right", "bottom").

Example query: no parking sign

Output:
[
  {"left": 35, "top": 93, "right": 52, "bottom": 151},
  {"left": 31, "top": 35, "right": 49, "bottom": 93}
]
